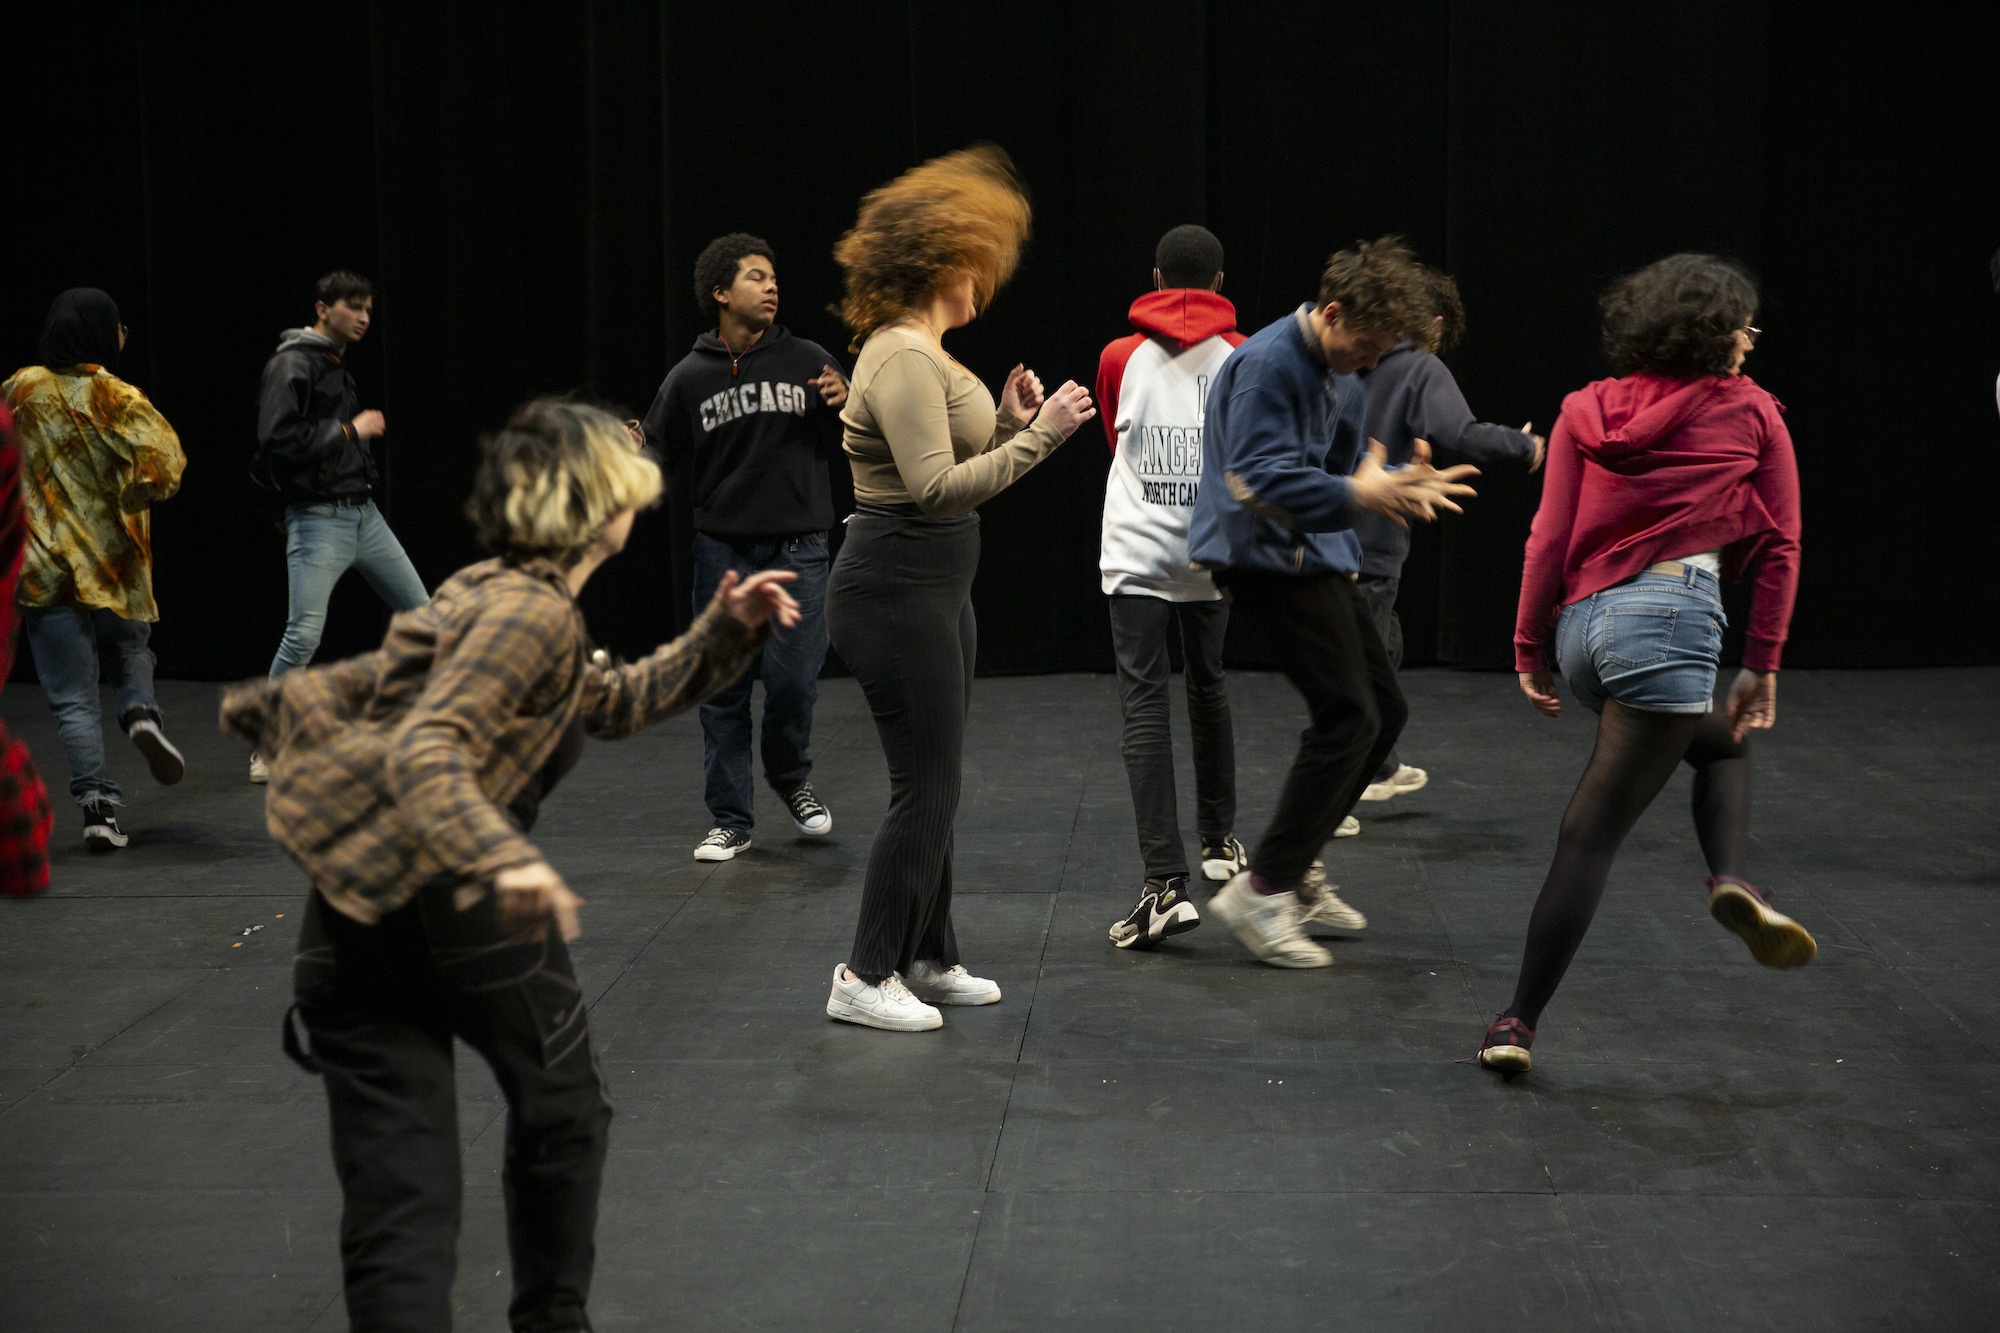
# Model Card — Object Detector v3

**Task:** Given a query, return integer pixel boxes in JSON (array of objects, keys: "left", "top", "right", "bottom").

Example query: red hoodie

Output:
[
  {"left": 1096, "top": 289, "right": 1244, "bottom": 449},
  {"left": 1515, "top": 371, "right": 1801, "bottom": 674}
]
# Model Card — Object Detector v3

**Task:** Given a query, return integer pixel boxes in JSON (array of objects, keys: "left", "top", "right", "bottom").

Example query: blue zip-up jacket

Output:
[{"left": 1188, "top": 307, "right": 1368, "bottom": 577}]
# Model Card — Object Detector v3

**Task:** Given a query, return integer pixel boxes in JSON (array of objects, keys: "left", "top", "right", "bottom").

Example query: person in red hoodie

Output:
[{"left": 1479, "top": 253, "right": 1813, "bottom": 1074}]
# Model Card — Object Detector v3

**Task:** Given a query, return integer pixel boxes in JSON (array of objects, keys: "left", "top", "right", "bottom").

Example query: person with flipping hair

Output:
[
  {"left": 252, "top": 269, "right": 428, "bottom": 783},
  {"left": 1188, "top": 237, "right": 1479, "bottom": 969},
  {"left": 823, "top": 145, "right": 1097, "bottom": 1031},
  {"left": 1095, "top": 224, "right": 1250, "bottom": 950},
  {"left": 1350, "top": 267, "right": 1546, "bottom": 813},
  {"left": 643, "top": 233, "right": 849, "bottom": 862},
  {"left": 1479, "top": 253, "right": 1812, "bottom": 1075},
  {"left": 222, "top": 400, "right": 799, "bottom": 1329},
  {"left": 5, "top": 288, "right": 188, "bottom": 851}
]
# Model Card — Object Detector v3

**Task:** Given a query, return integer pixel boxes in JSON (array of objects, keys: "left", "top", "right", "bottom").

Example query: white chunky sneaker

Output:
[
  {"left": 1361, "top": 764, "right": 1428, "bottom": 802},
  {"left": 1206, "top": 872, "right": 1332, "bottom": 969},
  {"left": 1297, "top": 860, "right": 1367, "bottom": 933},
  {"left": 826, "top": 966, "right": 943, "bottom": 1031},
  {"left": 905, "top": 959, "right": 1002, "bottom": 1006},
  {"left": 1199, "top": 836, "right": 1248, "bottom": 883},
  {"left": 1335, "top": 815, "right": 1360, "bottom": 838},
  {"left": 248, "top": 753, "right": 270, "bottom": 785}
]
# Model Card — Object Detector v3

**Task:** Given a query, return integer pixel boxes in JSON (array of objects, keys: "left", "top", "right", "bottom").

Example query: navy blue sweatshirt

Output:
[
  {"left": 641, "top": 324, "right": 843, "bottom": 536},
  {"left": 1352, "top": 341, "right": 1533, "bottom": 578}
]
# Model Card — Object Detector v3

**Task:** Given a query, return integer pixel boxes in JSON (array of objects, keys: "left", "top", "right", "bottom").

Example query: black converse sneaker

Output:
[
  {"left": 1109, "top": 875, "right": 1200, "bottom": 950},
  {"left": 784, "top": 783, "right": 833, "bottom": 836},
  {"left": 692, "top": 827, "right": 752, "bottom": 862},
  {"left": 1200, "top": 837, "right": 1248, "bottom": 883},
  {"left": 83, "top": 799, "right": 129, "bottom": 852}
]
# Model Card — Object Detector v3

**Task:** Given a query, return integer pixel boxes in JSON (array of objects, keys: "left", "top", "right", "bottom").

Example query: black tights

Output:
[{"left": 1504, "top": 701, "right": 1752, "bottom": 1029}]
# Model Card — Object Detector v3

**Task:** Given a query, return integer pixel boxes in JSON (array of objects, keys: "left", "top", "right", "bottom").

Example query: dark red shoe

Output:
[
  {"left": 1477, "top": 1014, "right": 1535, "bottom": 1073},
  {"left": 1706, "top": 877, "right": 1817, "bottom": 969}
]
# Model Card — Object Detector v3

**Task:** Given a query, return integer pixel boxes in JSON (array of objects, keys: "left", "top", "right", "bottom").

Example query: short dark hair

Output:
[
  {"left": 315, "top": 270, "right": 375, "bottom": 309},
  {"left": 1316, "top": 236, "right": 1430, "bottom": 340},
  {"left": 1416, "top": 267, "right": 1466, "bottom": 354},
  {"left": 1599, "top": 253, "right": 1758, "bottom": 378},
  {"left": 694, "top": 233, "right": 775, "bottom": 319},
  {"left": 1155, "top": 224, "right": 1223, "bottom": 289}
]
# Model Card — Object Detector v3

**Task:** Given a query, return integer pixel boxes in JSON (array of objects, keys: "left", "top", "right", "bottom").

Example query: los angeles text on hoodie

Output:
[
  {"left": 256, "top": 327, "right": 374, "bottom": 503},
  {"left": 1095, "top": 289, "right": 1245, "bottom": 601},
  {"left": 642, "top": 324, "right": 844, "bottom": 537}
]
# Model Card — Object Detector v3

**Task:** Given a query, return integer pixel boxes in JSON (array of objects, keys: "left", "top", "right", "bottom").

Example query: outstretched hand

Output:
[
  {"left": 1349, "top": 438, "right": 1481, "bottom": 526},
  {"left": 1519, "top": 667, "right": 1562, "bottom": 718},
  {"left": 1000, "top": 364, "right": 1044, "bottom": 421},
  {"left": 1725, "top": 668, "right": 1777, "bottom": 743},
  {"left": 713, "top": 568, "right": 802, "bottom": 631},
  {"left": 494, "top": 861, "right": 583, "bottom": 942}
]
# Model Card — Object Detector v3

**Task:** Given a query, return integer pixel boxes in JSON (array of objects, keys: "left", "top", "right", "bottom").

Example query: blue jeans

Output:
[
  {"left": 1557, "top": 565, "right": 1726, "bottom": 715},
  {"left": 270, "top": 500, "right": 430, "bottom": 676},
  {"left": 691, "top": 530, "right": 830, "bottom": 831},
  {"left": 21, "top": 605, "right": 160, "bottom": 807}
]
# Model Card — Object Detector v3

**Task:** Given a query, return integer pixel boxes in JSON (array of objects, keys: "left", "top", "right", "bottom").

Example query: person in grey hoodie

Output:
[{"left": 251, "top": 270, "right": 427, "bottom": 782}]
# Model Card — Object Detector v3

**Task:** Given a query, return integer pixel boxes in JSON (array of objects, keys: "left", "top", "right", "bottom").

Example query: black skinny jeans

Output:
[
  {"left": 1107, "top": 594, "right": 1236, "bottom": 881},
  {"left": 1354, "top": 573, "right": 1404, "bottom": 780},
  {"left": 289, "top": 885, "right": 611, "bottom": 1332},
  {"left": 1219, "top": 570, "right": 1408, "bottom": 890},
  {"left": 827, "top": 507, "right": 978, "bottom": 983}
]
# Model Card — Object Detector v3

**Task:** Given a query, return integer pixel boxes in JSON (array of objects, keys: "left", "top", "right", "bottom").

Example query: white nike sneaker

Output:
[
  {"left": 1361, "top": 764, "right": 1428, "bottom": 802},
  {"left": 905, "top": 959, "right": 1002, "bottom": 1006},
  {"left": 1206, "top": 872, "right": 1332, "bottom": 969},
  {"left": 1297, "top": 860, "right": 1367, "bottom": 932},
  {"left": 1199, "top": 836, "right": 1248, "bottom": 883},
  {"left": 1109, "top": 876, "right": 1201, "bottom": 950},
  {"left": 826, "top": 967, "right": 943, "bottom": 1031}
]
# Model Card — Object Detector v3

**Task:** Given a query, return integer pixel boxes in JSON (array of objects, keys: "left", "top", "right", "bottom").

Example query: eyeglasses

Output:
[{"left": 1742, "top": 325, "right": 1761, "bottom": 346}]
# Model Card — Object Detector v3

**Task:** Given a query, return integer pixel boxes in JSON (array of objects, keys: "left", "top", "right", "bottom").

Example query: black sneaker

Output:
[
  {"left": 1199, "top": 837, "right": 1247, "bottom": 883},
  {"left": 1108, "top": 875, "right": 1200, "bottom": 950},
  {"left": 692, "top": 827, "right": 752, "bottom": 862},
  {"left": 784, "top": 783, "right": 833, "bottom": 836},
  {"left": 83, "top": 799, "right": 129, "bottom": 852},
  {"left": 125, "top": 715, "right": 186, "bottom": 786}
]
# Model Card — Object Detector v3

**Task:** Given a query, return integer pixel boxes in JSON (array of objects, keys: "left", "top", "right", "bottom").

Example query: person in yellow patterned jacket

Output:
[{"left": 4, "top": 288, "right": 187, "bottom": 851}]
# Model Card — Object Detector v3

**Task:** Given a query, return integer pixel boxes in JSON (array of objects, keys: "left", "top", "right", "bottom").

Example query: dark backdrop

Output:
[{"left": 9, "top": 2, "right": 1998, "bottom": 678}]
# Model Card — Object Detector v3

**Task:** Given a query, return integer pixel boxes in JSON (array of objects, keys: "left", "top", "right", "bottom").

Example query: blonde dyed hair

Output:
[
  {"left": 466, "top": 398, "right": 662, "bottom": 563},
  {"left": 833, "top": 144, "right": 1031, "bottom": 348}
]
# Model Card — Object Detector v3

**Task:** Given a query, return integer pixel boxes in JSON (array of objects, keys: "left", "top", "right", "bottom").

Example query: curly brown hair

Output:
[
  {"left": 1600, "top": 253, "right": 1758, "bottom": 378},
  {"left": 1413, "top": 266, "right": 1467, "bottom": 354},
  {"left": 1316, "top": 236, "right": 1431, "bottom": 341},
  {"left": 832, "top": 145, "right": 1032, "bottom": 348}
]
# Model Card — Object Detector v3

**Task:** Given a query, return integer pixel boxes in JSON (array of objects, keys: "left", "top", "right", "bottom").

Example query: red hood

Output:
[
  {"left": 1128, "top": 289, "right": 1238, "bottom": 349},
  {"left": 1571, "top": 372, "right": 1769, "bottom": 470}
]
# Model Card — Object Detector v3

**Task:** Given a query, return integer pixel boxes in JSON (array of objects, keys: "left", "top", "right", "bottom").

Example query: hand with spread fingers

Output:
[
  {"left": 714, "top": 567, "right": 802, "bottom": 630},
  {"left": 1348, "top": 437, "right": 1480, "bottom": 525}
]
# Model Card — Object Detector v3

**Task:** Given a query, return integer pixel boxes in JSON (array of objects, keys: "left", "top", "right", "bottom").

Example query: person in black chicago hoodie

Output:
[
  {"left": 642, "top": 233, "right": 848, "bottom": 860},
  {"left": 252, "top": 270, "right": 428, "bottom": 782}
]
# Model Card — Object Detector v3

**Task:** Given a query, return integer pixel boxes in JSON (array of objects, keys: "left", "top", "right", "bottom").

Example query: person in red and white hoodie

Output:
[{"left": 1099, "top": 226, "right": 1254, "bottom": 951}]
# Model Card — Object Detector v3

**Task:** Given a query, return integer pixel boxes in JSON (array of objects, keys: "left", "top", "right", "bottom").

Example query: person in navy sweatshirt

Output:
[
  {"left": 642, "top": 233, "right": 849, "bottom": 862},
  {"left": 1187, "top": 237, "right": 1479, "bottom": 969},
  {"left": 1351, "top": 267, "right": 1547, "bottom": 808}
]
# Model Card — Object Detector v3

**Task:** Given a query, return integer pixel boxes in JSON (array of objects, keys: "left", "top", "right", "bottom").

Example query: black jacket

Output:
[
  {"left": 256, "top": 328, "right": 376, "bottom": 502},
  {"left": 641, "top": 324, "right": 842, "bottom": 536}
]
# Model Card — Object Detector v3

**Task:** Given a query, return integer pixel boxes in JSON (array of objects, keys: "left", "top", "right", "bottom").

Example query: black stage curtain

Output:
[{"left": 7, "top": 2, "right": 1997, "bottom": 678}]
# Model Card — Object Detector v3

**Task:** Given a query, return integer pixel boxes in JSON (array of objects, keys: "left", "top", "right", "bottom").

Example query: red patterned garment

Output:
[{"left": 0, "top": 404, "right": 54, "bottom": 896}]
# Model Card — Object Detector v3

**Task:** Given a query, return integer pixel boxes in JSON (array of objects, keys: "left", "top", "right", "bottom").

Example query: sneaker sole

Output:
[
  {"left": 84, "top": 827, "right": 128, "bottom": 852},
  {"left": 1334, "top": 819, "right": 1359, "bottom": 838},
  {"left": 1200, "top": 859, "right": 1241, "bottom": 882},
  {"left": 248, "top": 769, "right": 269, "bottom": 786},
  {"left": 908, "top": 987, "right": 1002, "bottom": 1007},
  {"left": 1209, "top": 890, "right": 1331, "bottom": 969},
  {"left": 1708, "top": 885, "right": 1817, "bottom": 969},
  {"left": 1301, "top": 910, "right": 1367, "bottom": 933},
  {"left": 131, "top": 728, "right": 186, "bottom": 786},
  {"left": 693, "top": 839, "right": 751, "bottom": 862},
  {"left": 1479, "top": 1044, "right": 1532, "bottom": 1072},
  {"left": 825, "top": 996, "right": 944, "bottom": 1030},
  {"left": 791, "top": 818, "right": 833, "bottom": 836}
]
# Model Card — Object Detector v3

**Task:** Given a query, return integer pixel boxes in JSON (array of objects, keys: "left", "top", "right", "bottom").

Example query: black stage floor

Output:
[{"left": 1, "top": 668, "right": 1995, "bottom": 1330}]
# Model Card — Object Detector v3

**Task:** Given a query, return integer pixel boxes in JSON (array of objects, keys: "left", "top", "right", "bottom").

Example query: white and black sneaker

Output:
[
  {"left": 1297, "top": 860, "right": 1367, "bottom": 933},
  {"left": 1335, "top": 814, "right": 1360, "bottom": 838},
  {"left": 1200, "top": 836, "right": 1248, "bottom": 883},
  {"left": 692, "top": 827, "right": 752, "bottom": 861},
  {"left": 126, "top": 716, "right": 185, "bottom": 786},
  {"left": 784, "top": 783, "right": 832, "bottom": 836},
  {"left": 1109, "top": 875, "right": 1201, "bottom": 950},
  {"left": 82, "top": 799, "right": 129, "bottom": 852}
]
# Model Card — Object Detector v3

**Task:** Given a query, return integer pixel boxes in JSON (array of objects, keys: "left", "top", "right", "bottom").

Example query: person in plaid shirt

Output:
[
  {"left": 222, "top": 398, "right": 799, "bottom": 1331},
  {"left": 0, "top": 403, "right": 54, "bottom": 896}
]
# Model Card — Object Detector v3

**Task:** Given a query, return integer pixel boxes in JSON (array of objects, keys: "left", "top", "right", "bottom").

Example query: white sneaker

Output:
[
  {"left": 693, "top": 827, "right": 752, "bottom": 861},
  {"left": 826, "top": 966, "right": 943, "bottom": 1031},
  {"left": 1361, "top": 764, "right": 1428, "bottom": 802},
  {"left": 905, "top": 959, "right": 1002, "bottom": 1006},
  {"left": 1206, "top": 872, "right": 1332, "bottom": 969},
  {"left": 248, "top": 754, "right": 270, "bottom": 785},
  {"left": 1335, "top": 815, "right": 1360, "bottom": 838},
  {"left": 127, "top": 718, "right": 185, "bottom": 786},
  {"left": 1297, "top": 860, "right": 1367, "bottom": 932}
]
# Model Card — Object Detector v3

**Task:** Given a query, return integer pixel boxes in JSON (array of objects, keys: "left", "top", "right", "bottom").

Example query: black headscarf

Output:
[{"left": 39, "top": 288, "right": 122, "bottom": 370}]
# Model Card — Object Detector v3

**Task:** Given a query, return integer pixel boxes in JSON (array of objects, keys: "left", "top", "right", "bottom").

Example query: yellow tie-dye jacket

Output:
[{"left": 2, "top": 365, "right": 186, "bottom": 621}]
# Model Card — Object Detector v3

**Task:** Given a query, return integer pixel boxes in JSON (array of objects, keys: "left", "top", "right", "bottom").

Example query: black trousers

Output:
[
  {"left": 1106, "top": 594, "right": 1236, "bottom": 881},
  {"left": 827, "top": 509, "right": 978, "bottom": 982},
  {"left": 1354, "top": 573, "right": 1405, "bottom": 780},
  {"left": 289, "top": 885, "right": 612, "bottom": 1332},
  {"left": 1219, "top": 570, "right": 1408, "bottom": 890}
]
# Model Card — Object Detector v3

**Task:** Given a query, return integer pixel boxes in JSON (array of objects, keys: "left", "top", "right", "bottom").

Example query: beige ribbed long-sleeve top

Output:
[{"left": 840, "top": 323, "right": 1065, "bottom": 516}]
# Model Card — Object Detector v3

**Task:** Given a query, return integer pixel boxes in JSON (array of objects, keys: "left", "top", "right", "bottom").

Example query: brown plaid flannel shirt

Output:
[{"left": 220, "top": 556, "right": 766, "bottom": 923}]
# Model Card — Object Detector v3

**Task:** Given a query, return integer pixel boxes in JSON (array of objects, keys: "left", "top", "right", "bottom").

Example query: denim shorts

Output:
[{"left": 1555, "top": 566, "right": 1726, "bottom": 715}]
